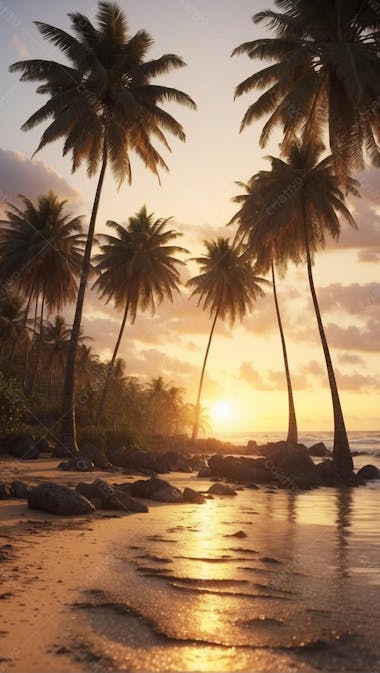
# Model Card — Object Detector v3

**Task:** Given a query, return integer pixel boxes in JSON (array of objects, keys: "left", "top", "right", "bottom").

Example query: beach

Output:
[{"left": 0, "top": 446, "right": 379, "bottom": 673}]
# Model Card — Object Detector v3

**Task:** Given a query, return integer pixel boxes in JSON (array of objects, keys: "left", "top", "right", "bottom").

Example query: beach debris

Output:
[
  {"left": 357, "top": 464, "right": 380, "bottom": 481},
  {"left": 76, "top": 479, "right": 148, "bottom": 512},
  {"left": 129, "top": 477, "right": 183, "bottom": 502},
  {"left": 182, "top": 487, "right": 206, "bottom": 504},
  {"left": 28, "top": 482, "right": 95, "bottom": 515},
  {"left": 207, "top": 483, "right": 237, "bottom": 496}
]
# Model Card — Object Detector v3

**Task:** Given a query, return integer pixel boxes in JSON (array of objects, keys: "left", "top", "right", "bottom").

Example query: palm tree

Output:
[
  {"left": 0, "top": 291, "right": 29, "bottom": 368},
  {"left": 233, "top": 1, "right": 380, "bottom": 184},
  {"left": 0, "top": 193, "right": 84, "bottom": 393},
  {"left": 233, "top": 137, "right": 358, "bottom": 472},
  {"left": 187, "top": 238, "right": 268, "bottom": 441},
  {"left": 93, "top": 206, "right": 187, "bottom": 415},
  {"left": 231, "top": 181, "right": 298, "bottom": 444},
  {"left": 10, "top": 1, "right": 196, "bottom": 453}
]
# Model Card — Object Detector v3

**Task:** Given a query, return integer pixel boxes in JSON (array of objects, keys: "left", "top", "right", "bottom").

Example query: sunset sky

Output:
[{"left": 0, "top": 0, "right": 379, "bottom": 434}]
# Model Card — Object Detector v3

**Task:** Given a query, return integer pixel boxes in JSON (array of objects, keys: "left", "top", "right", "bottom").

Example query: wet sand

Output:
[{"left": 0, "top": 457, "right": 379, "bottom": 672}]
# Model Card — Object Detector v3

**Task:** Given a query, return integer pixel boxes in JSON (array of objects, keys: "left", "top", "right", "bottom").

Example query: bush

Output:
[
  {"left": 0, "top": 374, "right": 27, "bottom": 434},
  {"left": 76, "top": 425, "right": 107, "bottom": 450}
]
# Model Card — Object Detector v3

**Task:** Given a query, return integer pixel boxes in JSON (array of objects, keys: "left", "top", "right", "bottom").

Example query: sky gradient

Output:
[{"left": 0, "top": 0, "right": 379, "bottom": 434}]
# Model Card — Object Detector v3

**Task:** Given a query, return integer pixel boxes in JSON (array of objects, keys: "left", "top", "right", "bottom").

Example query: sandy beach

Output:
[{"left": 0, "top": 455, "right": 379, "bottom": 673}]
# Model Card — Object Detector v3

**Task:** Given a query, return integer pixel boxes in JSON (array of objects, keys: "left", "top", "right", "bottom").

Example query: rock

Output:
[
  {"left": 129, "top": 477, "right": 183, "bottom": 502},
  {"left": 8, "top": 435, "right": 40, "bottom": 460},
  {"left": 76, "top": 479, "right": 148, "bottom": 512},
  {"left": 57, "top": 456, "right": 95, "bottom": 472},
  {"left": 159, "top": 450, "right": 192, "bottom": 473},
  {"left": 227, "top": 530, "right": 247, "bottom": 538},
  {"left": 107, "top": 447, "right": 160, "bottom": 473},
  {"left": 196, "top": 467, "right": 212, "bottom": 478},
  {"left": 246, "top": 482, "right": 259, "bottom": 489},
  {"left": 183, "top": 487, "right": 206, "bottom": 504},
  {"left": 28, "top": 483, "right": 95, "bottom": 515},
  {"left": 10, "top": 481, "right": 29, "bottom": 498},
  {"left": 316, "top": 460, "right": 359, "bottom": 487},
  {"left": 80, "top": 443, "right": 112, "bottom": 470},
  {"left": 0, "top": 482, "right": 11, "bottom": 499},
  {"left": 357, "top": 464, "right": 380, "bottom": 481},
  {"left": 35, "top": 438, "right": 52, "bottom": 454},
  {"left": 207, "top": 454, "right": 273, "bottom": 484},
  {"left": 261, "top": 443, "right": 321, "bottom": 489},
  {"left": 207, "top": 483, "right": 237, "bottom": 496},
  {"left": 309, "top": 442, "right": 330, "bottom": 457}
]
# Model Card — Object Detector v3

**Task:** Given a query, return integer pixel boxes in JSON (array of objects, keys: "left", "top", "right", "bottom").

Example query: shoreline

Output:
[{"left": 0, "top": 458, "right": 379, "bottom": 672}]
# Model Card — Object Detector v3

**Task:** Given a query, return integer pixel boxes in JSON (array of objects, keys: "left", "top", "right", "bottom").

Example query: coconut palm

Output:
[
  {"left": 231, "top": 181, "right": 298, "bottom": 444},
  {"left": 233, "top": 0, "right": 380, "bottom": 184},
  {"left": 0, "top": 291, "right": 29, "bottom": 368},
  {"left": 10, "top": 1, "right": 196, "bottom": 452},
  {"left": 187, "top": 237, "right": 268, "bottom": 441},
  {"left": 233, "top": 137, "right": 359, "bottom": 472},
  {"left": 93, "top": 206, "right": 187, "bottom": 415},
  {"left": 0, "top": 193, "right": 84, "bottom": 393}
]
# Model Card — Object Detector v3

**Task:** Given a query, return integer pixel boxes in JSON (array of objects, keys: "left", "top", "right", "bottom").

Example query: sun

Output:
[{"left": 211, "top": 400, "right": 232, "bottom": 424}]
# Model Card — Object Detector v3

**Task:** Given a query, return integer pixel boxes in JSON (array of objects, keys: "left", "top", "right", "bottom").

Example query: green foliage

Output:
[
  {"left": 0, "top": 374, "right": 27, "bottom": 432},
  {"left": 76, "top": 425, "right": 107, "bottom": 450}
]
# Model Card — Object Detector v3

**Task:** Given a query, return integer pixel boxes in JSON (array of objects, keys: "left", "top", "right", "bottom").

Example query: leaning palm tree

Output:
[
  {"left": 187, "top": 238, "right": 268, "bottom": 441},
  {"left": 93, "top": 206, "right": 187, "bottom": 416},
  {"left": 235, "top": 137, "right": 359, "bottom": 472},
  {"left": 233, "top": 0, "right": 380, "bottom": 185},
  {"left": 231, "top": 181, "right": 298, "bottom": 444},
  {"left": 0, "top": 193, "right": 84, "bottom": 393},
  {"left": 10, "top": 1, "right": 196, "bottom": 452}
]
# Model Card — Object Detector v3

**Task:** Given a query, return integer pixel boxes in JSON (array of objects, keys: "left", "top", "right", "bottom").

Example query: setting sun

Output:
[{"left": 211, "top": 400, "right": 232, "bottom": 424}]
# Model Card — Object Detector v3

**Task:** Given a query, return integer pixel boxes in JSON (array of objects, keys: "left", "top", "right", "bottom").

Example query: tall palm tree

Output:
[
  {"left": 234, "top": 137, "right": 358, "bottom": 472},
  {"left": 93, "top": 206, "right": 187, "bottom": 415},
  {"left": 233, "top": 0, "right": 380, "bottom": 184},
  {"left": 10, "top": 1, "right": 196, "bottom": 452},
  {"left": 231, "top": 181, "right": 298, "bottom": 444},
  {"left": 187, "top": 238, "right": 268, "bottom": 441},
  {"left": 0, "top": 193, "right": 84, "bottom": 393}
]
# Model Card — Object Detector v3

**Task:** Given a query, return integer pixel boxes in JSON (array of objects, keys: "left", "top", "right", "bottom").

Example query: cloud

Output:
[
  {"left": 326, "top": 320, "right": 380, "bottom": 352},
  {"left": 317, "top": 282, "right": 380, "bottom": 316},
  {"left": 238, "top": 362, "right": 272, "bottom": 391},
  {"left": 11, "top": 34, "right": 29, "bottom": 58},
  {"left": 338, "top": 353, "right": 365, "bottom": 366},
  {"left": 0, "top": 148, "right": 82, "bottom": 209},
  {"left": 335, "top": 369, "right": 380, "bottom": 391},
  {"left": 267, "top": 369, "right": 309, "bottom": 391}
]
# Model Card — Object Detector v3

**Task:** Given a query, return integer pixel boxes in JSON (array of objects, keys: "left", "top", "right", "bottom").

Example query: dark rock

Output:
[
  {"left": 227, "top": 530, "right": 247, "bottom": 538},
  {"left": 10, "top": 481, "right": 29, "bottom": 498},
  {"left": 35, "top": 438, "right": 52, "bottom": 454},
  {"left": 28, "top": 483, "right": 95, "bottom": 515},
  {"left": 208, "top": 483, "right": 237, "bottom": 496},
  {"left": 357, "top": 464, "right": 380, "bottom": 481},
  {"left": 159, "top": 450, "right": 192, "bottom": 473},
  {"left": 80, "top": 443, "right": 112, "bottom": 470},
  {"left": 9, "top": 435, "right": 40, "bottom": 460},
  {"left": 76, "top": 479, "right": 148, "bottom": 512},
  {"left": 246, "top": 482, "right": 259, "bottom": 489},
  {"left": 196, "top": 467, "right": 213, "bottom": 478},
  {"left": 208, "top": 454, "right": 273, "bottom": 484},
  {"left": 129, "top": 477, "right": 183, "bottom": 502},
  {"left": 309, "top": 442, "right": 330, "bottom": 457},
  {"left": 261, "top": 443, "right": 321, "bottom": 489},
  {"left": 316, "top": 460, "right": 359, "bottom": 487},
  {"left": 0, "top": 482, "right": 11, "bottom": 499},
  {"left": 57, "top": 456, "right": 95, "bottom": 472},
  {"left": 183, "top": 487, "right": 206, "bottom": 504}
]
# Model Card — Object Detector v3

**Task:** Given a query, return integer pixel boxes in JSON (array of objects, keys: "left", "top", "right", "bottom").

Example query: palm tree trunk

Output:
[
  {"left": 97, "top": 300, "right": 129, "bottom": 417},
  {"left": 60, "top": 133, "right": 108, "bottom": 454},
  {"left": 302, "top": 213, "right": 353, "bottom": 472},
  {"left": 191, "top": 303, "right": 221, "bottom": 442},
  {"left": 24, "top": 293, "right": 39, "bottom": 389},
  {"left": 271, "top": 262, "right": 298, "bottom": 444},
  {"left": 28, "top": 292, "right": 45, "bottom": 396}
]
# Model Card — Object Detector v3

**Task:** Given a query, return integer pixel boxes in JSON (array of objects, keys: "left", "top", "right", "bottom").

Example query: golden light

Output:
[{"left": 211, "top": 400, "right": 232, "bottom": 424}]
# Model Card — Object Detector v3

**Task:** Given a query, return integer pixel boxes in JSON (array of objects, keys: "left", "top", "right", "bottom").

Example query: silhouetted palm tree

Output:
[
  {"left": 0, "top": 291, "right": 29, "bottom": 368},
  {"left": 93, "top": 206, "right": 187, "bottom": 415},
  {"left": 231, "top": 181, "right": 298, "bottom": 444},
  {"left": 0, "top": 193, "right": 84, "bottom": 393},
  {"left": 233, "top": 0, "right": 380, "bottom": 184},
  {"left": 187, "top": 237, "right": 267, "bottom": 441},
  {"left": 10, "top": 1, "right": 196, "bottom": 452},
  {"left": 233, "top": 137, "right": 358, "bottom": 472}
]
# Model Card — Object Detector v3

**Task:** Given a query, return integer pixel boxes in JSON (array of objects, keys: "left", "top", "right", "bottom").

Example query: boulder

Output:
[
  {"left": 9, "top": 435, "right": 40, "bottom": 460},
  {"left": 261, "top": 443, "right": 321, "bottom": 489},
  {"left": 207, "top": 454, "right": 273, "bottom": 484},
  {"left": 35, "top": 438, "right": 52, "bottom": 454},
  {"left": 129, "top": 477, "right": 183, "bottom": 502},
  {"left": 183, "top": 487, "right": 206, "bottom": 504},
  {"left": 197, "top": 466, "right": 212, "bottom": 478},
  {"left": 208, "top": 483, "right": 237, "bottom": 496},
  {"left": 76, "top": 479, "right": 148, "bottom": 512},
  {"left": 0, "top": 482, "right": 11, "bottom": 499},
  {"left": 28, "top": 483, "right": 95, "bottom": 515},
  {"left": 316, "top": 460, "right": 359, "bottom": 487},
  {"left": 80, "top": 443, "right": 112, "bottom": 470},
  {"left": 107, "top": 446, "right": 160, "bottom": 473},
  {"left": 309, "top": 442, "right": 330, "bottom": 457},
  {"left": 10, "top": 481, "right": 29, "bottom": 498},
  {"left": 357, "top": 464, "right": 380, "bottom": 481},
  {"left": 57, "top": 456, "right": 95, "bottom": 472}
]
